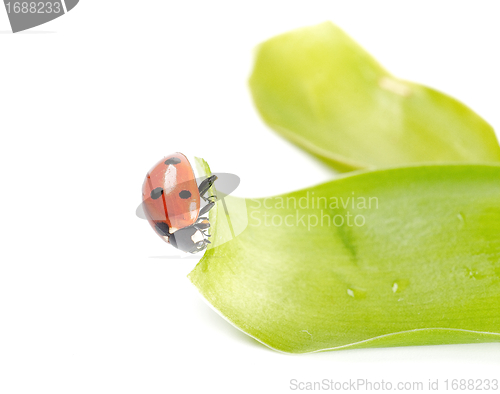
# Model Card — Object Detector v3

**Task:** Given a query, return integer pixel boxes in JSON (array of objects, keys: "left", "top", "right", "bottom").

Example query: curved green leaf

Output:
[
  {"left": 249, "top": 22, "right": 500, "bottom": 171},
  {"left": 189, "top": 164, "right": 500, "bottom": 353}
]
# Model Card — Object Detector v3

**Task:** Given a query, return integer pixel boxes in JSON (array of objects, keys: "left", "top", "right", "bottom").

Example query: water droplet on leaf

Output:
[
  {"left": 347, "top": 287, "right": 366, "bottom": 299},
  {"left": 392, "top": 279, "right": 410, "bottom": 293}
]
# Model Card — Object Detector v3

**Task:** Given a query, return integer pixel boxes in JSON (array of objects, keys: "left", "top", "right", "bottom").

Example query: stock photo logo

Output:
[
  {"left": 248, "top": 191, "right": 379, "bottom": 231},
  {"left": 3, "top": 0, "right": 78, "bottom": 32}
]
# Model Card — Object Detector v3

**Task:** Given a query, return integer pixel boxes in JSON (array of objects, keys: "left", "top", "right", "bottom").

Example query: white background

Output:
[{"left": 1, "top": 1, "right": 499, "bottom": 393}]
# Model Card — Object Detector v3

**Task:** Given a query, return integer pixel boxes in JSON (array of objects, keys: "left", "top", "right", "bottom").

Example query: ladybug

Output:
[{"left": 142, "top": 153, "right": 217, "bottom": 253}]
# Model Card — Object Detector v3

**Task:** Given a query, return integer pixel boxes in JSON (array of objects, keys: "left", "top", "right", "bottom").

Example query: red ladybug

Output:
[{"left": 142, "top": 153, "right": 217, "bottom": 253}]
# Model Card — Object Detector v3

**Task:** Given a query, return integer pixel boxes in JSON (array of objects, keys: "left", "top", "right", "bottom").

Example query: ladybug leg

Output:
[
  {"left": 198, "top": 175, "right": 217, "bottom": 195},
  {"left": 194, "top": 219, "right": 210, "bottom": 230},
  {"left": 190, "top": 237, "right": 211, "bottom": 254},
  {"left": 203, "top": 195, "right": 218, "bottom": 203},
  {"left": 196, "top": 217, "right": 211, "bottom": 236},
  {"left": 194, "top": 220, "right": 212, "bottom": 241},
  {"left": 191, "top": 242, "right": 207, "bottom": 253},
  {"left": 198, "top": 201, "right": 215, "bottom": 217},
  {"left": 199, "top": 175, "right": 218, "bottom": 202}
]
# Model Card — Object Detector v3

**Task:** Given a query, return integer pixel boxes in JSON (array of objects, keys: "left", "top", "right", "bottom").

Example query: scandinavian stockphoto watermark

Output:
[{"left": 249, "top": 191, "right": 379, "bottom": 231}]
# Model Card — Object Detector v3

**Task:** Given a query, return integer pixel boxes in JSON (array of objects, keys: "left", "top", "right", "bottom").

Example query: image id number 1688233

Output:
[{"left": 5, "top": 2, "right": 61, "bottom": 13}]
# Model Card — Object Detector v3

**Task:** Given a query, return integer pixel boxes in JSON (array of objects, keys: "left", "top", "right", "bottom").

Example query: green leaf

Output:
[
  {"left": 189, "top": 164, "right": 500, "bottom": 353},
  {"left": 249, "top": 22, "right": 500, "bottom": 171}
]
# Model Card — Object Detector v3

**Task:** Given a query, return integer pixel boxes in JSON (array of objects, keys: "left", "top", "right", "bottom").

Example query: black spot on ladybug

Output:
[
  {"left": 155, "top": 222, "right": 170, "bottom": 237},
  {"left": 179, "top": 190, "right": 192, "bottom": 199},
  {"left": 151, "top": 187, "right": 164, "bottom": 200},
  {"left": 165, "top": 157, "right": 181, "bottom": 165}
]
